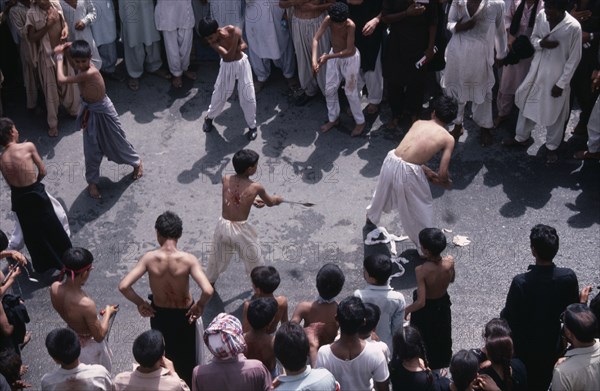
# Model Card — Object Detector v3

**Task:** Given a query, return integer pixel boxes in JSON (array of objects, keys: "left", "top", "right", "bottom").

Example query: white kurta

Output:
[
  {"left": 515, "top": 12, "right": 582, "bottom": 126},
  {"left": 90, "top": 0, "right": 116, "bottom": 46},
  {"left": 210, "top": 0, "right": 243, "bottom": 29},
  {"left": 60, "top": 0, "right": 102, "bottom": 69},
  {"left": 119, "top": 0, "right": 161, "bottom": 47},
  {"left": 154, "top": 0, "right": 194, "bottom": 31},
  {"left": 245, "top": 0, "right": 284, "bottom": 59}
]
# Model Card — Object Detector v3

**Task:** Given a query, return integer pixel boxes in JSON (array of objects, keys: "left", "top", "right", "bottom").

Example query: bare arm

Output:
[
  {"left": 436, "top": 139, "right": 454, "bottom": 185},
  {"left": 118, "top": 257, "right": 155, "bottom": 317},
  {"left": 29, "top": 142, "right": 46, "bottom": 182},
  {"left": 291, "top": 302, "right": 309, "bottom": 324},
  {"left": 312, "top": 16, "right": 330, "bottom": 71},
  {"left": 186, "top": 257, "right": 214, "bottom": 322},
  {"left": 0, "top": 304, "right": 13, "bottom": 336},
  {"left": 83, "top": 298, "right": 116, "bottom": 342},
  {"left": 405, "top": 266, "right": 426, "bottom": 316},
  {"left": 256, "top": 184, "right": 283, "bottom": 206},
  {"left": 374, "top": 380, "right": 390, "bottom": 391},
  {"left": 280, "top": 297, "right": 289, "bottom": 323}
]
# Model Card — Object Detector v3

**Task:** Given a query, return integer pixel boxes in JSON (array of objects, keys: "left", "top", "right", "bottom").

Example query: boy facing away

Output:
[
  {"left": 54, "top": 40, "right": 142, "bottom": 199},
  {"left": 244, "top": 297, "right": 279, "bottom": 378},
  {"left": 205, "top": 149, "right": 283, "bottom": 285},
  {"left": 242, "top": 266, "right": 289, "bottom": 333},
  {"left": 405, "top": 228, "right": 455, "bottom": 370},
  {"left": 292, "top": 263, "right": 345, "bottom": 366},
  {"left": 354, "top": 254, "right": 405, "bottom": 351},
  {"left": 312, "top": 2, "right": 365, "bottom": 136},
  {"left": 198, "top": 18, "right": 258, "bottom": 141}
]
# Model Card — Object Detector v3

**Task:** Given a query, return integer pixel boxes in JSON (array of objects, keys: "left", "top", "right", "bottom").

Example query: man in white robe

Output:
[
  {"left": 90, "top": 0, "right": 120, "bottom": 79},
  {"left": 504, "top": 0, "right": 581, "bottom": 163},
  {"left": 60, "top": 0, "right": 102, "bottom": 69},
  {"left": 210, "top": 0, "right": 243, "bottom": 29}
]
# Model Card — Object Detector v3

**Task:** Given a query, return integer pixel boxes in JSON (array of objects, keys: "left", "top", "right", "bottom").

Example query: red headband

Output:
[{"left": 57, "top": 263, "right": 93, "bottom": 282}]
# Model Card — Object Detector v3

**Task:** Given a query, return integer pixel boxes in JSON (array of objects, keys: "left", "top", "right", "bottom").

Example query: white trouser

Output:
[
  {"left": 325, "top": 50, "right": 365, "bottom": 124},
  {"left": 454, "top": 89, "right": 493, "bottom": 128},
  {"left": 515, "top": 108, "right": 568, "bottom": 151},
  {"left": 98, "top": 41, "right": 118, "bottom": 73},
  {"left": 587, "top": 96, "right": 600, "bottom": 153},
  {"left": 357, "top": 47, "right": 383, "bottom": 105},
  {"left": 123, "top": 40, "right": 163, "bottom": 79},
  {"left": 247, "top": 35, "right": 296, "bottom": 82},
  {"left": 162, "top": 28, "right": 193, "bottom": 77}
]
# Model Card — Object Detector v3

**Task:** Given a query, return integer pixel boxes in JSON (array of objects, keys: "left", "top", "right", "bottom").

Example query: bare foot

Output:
[
  {"left": 48, "top": 127, "right": 58, "bottom": 137},
  {"left": 19, "top": 365, "right": 29, "bottom": 376},
  {"left": 132, "top": 161, "right": 143, "bottom": 180},
  {"left": 87, "top": 184, "right": 102, "bottom": 199},
  {"left": 171, "top": 76, "right": 182, "bottom": 88},
  {"left": 351, "top": 122, "right": 366, "bottom": 137},
  {"left": 366, "top": 104, "right": 379, "bottom": 115},
  {"left": 183, "top": 70, "right": 197, "bottom": 80},
  {"left": 320, "top": 119, "right": 339, "bottom": 133},
  {"left": 386, "top": 117, "right": 399, "bottom": 130},
  {"left": 13, "top": 379, "right": 32, "bottom": 389}
]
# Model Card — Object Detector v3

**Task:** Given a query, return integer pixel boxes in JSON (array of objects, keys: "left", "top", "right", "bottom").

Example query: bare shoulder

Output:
[
  {"left": 443, "top": 255, "right": 455, "bottom": 267},
  {"left": 23, "top": 141, "right": 37, "bottom": 151},
  {"left": 50, "top": 281, "right": 61, "bottom": 295},
  {"left": 181, "top": 251, "right": 200, "bottom": 265},
  {"left": 78, "top": 295, "right": 98, "bottom": 310},
  {"left": 276, "top": 295, "right": 288, "bottom": 305}
]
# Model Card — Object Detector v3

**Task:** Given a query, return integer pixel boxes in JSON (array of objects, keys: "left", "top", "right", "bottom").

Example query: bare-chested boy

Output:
[
  {"left": 50, "top": 247, "right": 118, "bottom": 371},
  {"left": 242, "top": 265, "right": 288, "bottom": 334},
  {"left": 25, "top": 0, "right": 79, "bottom": 137},
  {"left": 198, "top": 18, "right": 258, "bottom": 141},
  {"left": 313, "top": 2, "right": 365, "bottom": 136},
  {"left": 291, "top": 263, "right": 345, "bottom": 366},
  {"left": 53, "top": 40, "right": 142, "bottom": 199},
  {"left": 244, "top": 297, "right": 279, "bottom": 377},
  {"left": 205, "top": 149, "right": 283, "bottom": 285},
  {"left": 0, "top": 118, "right": 72, "bottom": 274},
  {"left": 280, "top": 0, "right": 334, "bottom": 105},
  {"left": 366, "top": 95, "right": 457, "bottom": 255},
  {"left": 118, "top": 211, "right": 213, "bottom": 386},
  {"left": 405, "top": 227, "right": 455, "bottom": 370}
]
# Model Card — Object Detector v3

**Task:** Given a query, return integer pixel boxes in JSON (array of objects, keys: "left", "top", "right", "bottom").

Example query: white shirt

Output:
[
  {"left": 41, "top": 363, "right": 112, "bottom": 391},
  {"left": 551, "top": 340, "right": 600, "bottom": 391}
]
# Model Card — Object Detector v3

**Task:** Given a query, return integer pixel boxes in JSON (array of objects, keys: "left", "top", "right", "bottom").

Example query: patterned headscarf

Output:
[{"left": 203, "top": 313, "right": 246, "bottom": 360}]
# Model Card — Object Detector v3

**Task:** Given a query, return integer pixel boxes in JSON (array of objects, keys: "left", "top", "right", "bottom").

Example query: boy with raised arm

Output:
[
  {"left": 198, "top": 18, "right": 258, "bottom": 141},
  {"left": 119, "top": 211, "right": 214, "bottom": 387},
  {"left": 205, "top": 149, "right": 283, "bottom": 285},
  {"left": 54, "top": 40, "right": 142, "bottom": 199},
  {"left": 312, "top": 2, "right": 366, "bottom": 136}
]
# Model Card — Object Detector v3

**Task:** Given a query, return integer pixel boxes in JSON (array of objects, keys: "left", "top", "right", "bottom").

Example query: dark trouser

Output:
[
  {"left": 519, "top": 352, "right": 557, "bottom": 391},
  {"left": 570, "top": 45, "right": 600, "bottom": 132},
  {"left": 387, "top": 72, "right": 427, "bottom": 119},
  {"left": 410, "top": 292, "right": 452, "bottom": 369}
]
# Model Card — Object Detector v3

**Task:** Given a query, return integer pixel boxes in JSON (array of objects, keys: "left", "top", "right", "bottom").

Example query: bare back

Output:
[
  {"left": 77, "top": 65, "right": 105, "bottom": 103},
  {"left": 420, "top": 256, "right": 455, "bottom": 299},
  {"left": 50, "top": 282, "right": 97, "bottom": 335},
  {"left": 0, "top": 142, "right": 40, "bottom": 187},
  {"left": 222, "top": 174, "right": 261, "bottom": 221},
  {"left": 294, "top": 301, "right": 339, "bottom": 344},
  {"left": 395, "top": 120, "right": 454, "bottom": 165},
  {"left": 244, "top": 331, "right": 276, "bottom": 371},
  {"left": 143, "top": 249, "right": 195, "bottom": 308}
]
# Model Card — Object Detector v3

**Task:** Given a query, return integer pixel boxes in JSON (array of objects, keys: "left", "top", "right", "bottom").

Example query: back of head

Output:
[
  {"left": 232, "top": 149, "right": 259, "bottom": 175},
  {"left": 316, "top": 263, "right": 345, "bottom": 300},
  {"left": 393, "top": 326, "right": 427, "bottom": 362},
  {"left": 363, "top": 254, "right": 392, "bottom": 285},
  {"left": 61, "top": 247, "right": 94, "bottom": 278},
  {"left": 359, "top": 303, "right": 381, "bottom": 336},
  {"left": 419, "top": 228, "right": 447, "bottom": 257},
  {"left": 46, "top": 328, "right": 81, "bottom": 365},
  {"left": 155, "top": 211, "right": 183, "bottom": 240},
  {"left": 0, "top": 117, "right": 15, "bottom": 146},
  {"left": 564, "top": 303, "right": 598, "bottom": 343},
  {"left": 483, "top": 318, "right": 512, "bottom": 339},
  {"left": 544, "top": 0, "right": 568, "bottom": 10},
  {"left": 484, "top": 335, "right": 513, "bottom": 365},
  {"left": 530, "top": 224, "right": 559, "bottom": 261},
  {"left": 274, "top": 322, "right": 309, "bottom": 372},
  {"left": 432, "top": 96, "right": 458, "bottom": 125},
  {"left": 0, "top": 348, "right": 22, "bottom": 385},
  {"left": 337, "top": 296, "right": 366, "bottom": 335},
  {"left": 450, "top": 350, "right": 479, "bottom": 391},
  {"left": 0, "top": 230, "right": 8, "bottom": 252},
  {"left": 198, "top": 17, "right": 219, "bottom": 38},
  {"left": 251, "top": 266, "right": 280, "bottom": 294},
  {"left": 69, "top": 40, "right": 92, "bottom": 59},
  {"left": 328, "top": 1, "right": 349, "bottom": 22},
  {"left": 590, "top": 291, "right": 600, "bottom": 337},
  {"left": 133, "top": 330, "right": 165, "bottom": 368},
  {"left": 247, "top": 297, "right": 278, "bottom": 330}
]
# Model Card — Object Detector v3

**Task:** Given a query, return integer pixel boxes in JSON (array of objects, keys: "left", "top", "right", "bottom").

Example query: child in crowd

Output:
[
  {"left": 242, "top": 266, "right": 288, "bottom": 333},
  {"left": 244, "top": 297, "right": 279, "bottom": 378},
  {"left": 354, "top": 254, "right": 405, "bottom": 351},
  {"left": 292, "top": 263, "right": 345, "bottom": 366},
  {"left": 358, "top": 303, "right": 390, "bottom": 362}
]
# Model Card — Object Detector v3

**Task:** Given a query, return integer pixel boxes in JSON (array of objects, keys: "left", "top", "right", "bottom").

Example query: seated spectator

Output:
[
  {"left": 244, "top": 297, "right": 279, "bottom": 377},
  {"left": 449, "top": 350, "right": 484, "bottom": 391},
  {"left": 479, "top": 331, "right": 528, "bottom": 390},
  {"left": 273, "top": 322, "right": 337, "bottom": 391},
  {"left": 470, "top": 318, "right": 513, "bottom": 367},
  {"left": 192, "top": 313, "right": 271, "bottom": 391},
  {"left": 41, "top": 328, "right": 112, "bottom": 390},
  {"left": 358, "top": 303, "right": 390, "bottom": 362},
  {"left": 113, "top": 330, "right": 189, "bottom": 391},
  {"left": 242, "top": 266, "right": 288, "bottom": 333}
]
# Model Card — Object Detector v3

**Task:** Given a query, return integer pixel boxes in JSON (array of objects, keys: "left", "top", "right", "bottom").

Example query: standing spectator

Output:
[
  {"left": 244, "top": 297, "right": 279, "bottom": 377},
  {"left": 59, "top": 0, "right": 102, "bottom": 69},
  {"left": 501, "top": 224, "right": 580, "bottom": 391},
  {"left": 574, "top": 61, "right": 600, "bottom": 160},
  {"left": 90, "top": 0, "right": 120, "bottom": 80}
]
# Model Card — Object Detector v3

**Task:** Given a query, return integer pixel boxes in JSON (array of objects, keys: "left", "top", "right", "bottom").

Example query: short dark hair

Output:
[
  {"left": 69, "top": 40, "right": 92, "bottom": 59},
  {"left": 0, "top": 230, "right": 8, "bottom": 252},
  {"left": 419, "top": 228, "right": 447, "bottom": 256},
  {"left": 155, "top": 211, "right": 183, "bottom": 239},
  {"left": 483, "top": 318, "right": 511, "bottom": 339},
  {"left": 61, "top": 247, "right": 94, "bottom": 271},
  {"left": 251, "top": 266, "right": 280, "bottom": 294},
  {"left": 274, "top": 322, "right": 309, "bottom": 372},
  {"left": 392, "top": 326, "right": 428, "bottom": 363},
  {"left": 133, "top": 330, "right": 165, "bottom": 368},
  {"left": 564, "top": 303, "right": 598, "bottom": 343},
  {"left": 544, "top": 0, "right": 569, "bottom": 10},
  {"left": 590, "top": 291, "right": 600, "bottom": 338},
  {"left": 359, "top": 302, "right": 381, "bottom": 336},
  {"left": 0, "top": 117, "right": 15, "bottom": 146},
  {"left": 45, "top": 328, "right": 81, "bottom": 365},
  {"left": 316, "top": 263, "right": 345, "bottom": 300},
  {"left": 247, "top": 297, "right": 278, "bottom": 330},
  {"left": 0, "top": 348, "right": 22, "bottom": 385},
  {"left": 364, "top": 254, "right": 392, "bottom": 284},
  {"left": 432, "top": 95, "right": 458, "bottom": 125},
  {"left": 530, "top": 224, "right": 559, "bottom": 261},
  {"left": 337, "top": 296, "right": 366, "bottom": 335},
  {"left": 198, "top": 17, "right": 219, "bottom": 37},
  {"left": 328, "top": 1, "right": 349, "bottom": 22},
  {"left": 232, "top": 149, "right": 259, "bottom": 175},
  {"left": 450, "top": 350, "right": 479, "bottom": 391}
]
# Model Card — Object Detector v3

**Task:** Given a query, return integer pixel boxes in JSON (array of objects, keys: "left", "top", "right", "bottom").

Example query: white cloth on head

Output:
[
  {"left": 90, "top": 0, "right": 116, "bottom": 46},
  {"left": 154, "top": 0, "right": 194, "bottom": 31},
  {"left": 325, "top": 49, "right": 365, "bottom": 124},
  {"left": 60, "top": 0, "right": 102, "bottom": 69},
  {"left": 161, "top": 28, "right": 193, "bottom": 77},
  {"left": 78, "top": 336, "right": 113, "bottom": 373},
  {"left": 358, "top": 46, "right": 383, "bottom": 105},
  {"left": 119, "top": 0, "right": 161, "bottom": 47},
  {"left": 587, "top": 96, "right": 600, "bottom": 153},
  {"left": 291, "top": 14, "right": 330, "bottom": 96}
]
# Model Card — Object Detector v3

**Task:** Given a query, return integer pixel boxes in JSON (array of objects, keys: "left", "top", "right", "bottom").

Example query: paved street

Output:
[{"left": 1, "top": 62, "right": 599, "bottom": 388}]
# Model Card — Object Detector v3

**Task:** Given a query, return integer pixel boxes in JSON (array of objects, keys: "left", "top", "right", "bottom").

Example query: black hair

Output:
[
  {"left": 590, "top": 291, "right": 600, "bottom": 338},
  {"left": 251, "top": 266, "right": 281, "bottom": 294},
  {"left": 133, "top": 330, "right": 165, "bottom": 368},
  {"left": 328, "top": 1, "right": 349, "bottom": 22},
  {"left": 155, "top": 211, "right": 183, "bottom": 239},
  {"left": 247, "top": 297, "right": 278, "bottom": 330},
  {"left": 274, "top": 322, "right": 309, "bottom": 372},
  {"left": 363, "top": 254, "right": 392, "bottom": 284},
  {"left": 432, "top": 95, "right": 458, "bottom": 125},
  {"left": 483, "top": 318, "right": 512, "bottom": 339},
  {"left": 45, "top": 328, "right": 81, "bottom": 365},
  {"left": 530, "top": 224, "right": 559, "bottom": 261},
  {"left": 61, "top": 247, "right": 94, "bottom": 271},
  {"left": 69, "top": 40, "right": 92, "bottom": 59},
  {"left": 198, "top": 17, "right": 219, "bottom": 37},
  {"left": 0, "top": 230, "right": 8, "bottom": 252},
  {"left": 0, "top": 117, "right": 15, "bottom": 146},
  {"left": 359, "top": 302, "right": 381, "bottom": 336},
  {"left": 316, "top": 263, "right": 345, "bottom": 300},
  {"left": 564, "top": 303, "right": 598, "bottom": 343},
  {"left": 337, "top": 296, "right": 366, "bottom": 335},
  {"left": 544, "top": 0, "right": 568, "bottom": 10},
  {"left": 232, "top": 149, "right": 259, "bottom": 175},
  {"left": 0, "top": 348, "right": 21, "bottom": 386},
  {"left": 419, "top": 228, "right": 447, "bottom": 257},
  {"left": 449, "top": 350, "right": 479, "bottom": 391},
  {"left": 391, "top": 326, "right": 433, "bottom": 383},
  {"left": 485, "top": 335, "right": 514, "bottom": 391}
]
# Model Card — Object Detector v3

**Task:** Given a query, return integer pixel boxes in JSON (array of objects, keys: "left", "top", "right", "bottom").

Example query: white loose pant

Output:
[
  {"left": 162, "top": 28, "right": 193, "bottom": 77},
  {"left": 248, "top": 35, "right": 296, "bottom": 82},
  {"left": 515, "top": 102, "right": 569, "bottom": 151},
  {"left": 325, "top": 50, "right": 365, "bottom": 124},
  {"left": 453, "top": 89, "right": 493, "bottom": 128},
  {"left": 587, "top": 95, "right": 600, "bottom": 153}
]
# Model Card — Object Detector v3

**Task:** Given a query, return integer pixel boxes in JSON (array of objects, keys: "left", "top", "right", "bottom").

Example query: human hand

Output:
[
  {"left": 60, "top": 27, "right": 68, "bottom": 40},
  {"left": 476, "top": 374, "right": 501, "bottom": 391},
  {"left": 507, "top": 34, "right": 516, "bottom": 49},
  {"left": 186, "top": 302, "right": 203, "bottom": 324},
  {"left": 580, "top": 285, "right": 593, "bottom": 304},
  {"left": 582, "top": 31, "right": 591, "bottom": 43},
  {"left": 8, "top": 264, "right": 21, "bottom": 280},
  {"left": 457, "top": 17, "right": 476, "bottom": 31},
  {"left": 75, "top": 20, "right": 85, "bottom": 30},
  {"left": 253, "top": 198, "right": 266, "bottom": 208},
  {"left": 592, "top": 70, "right": 600, "bottom": 92},
  {"left": 313, "top": 61, "right": 320, "bottom": 74},
  {"left": 160, "top": 356, "right": 177, "bottom": 373},
  {"left": 137, "top": 301, "right": 156, "bottom": 317},
  {"left": 318, "top": 53, "right": 329, "bottom": 67},
  {"left": 406, "top": 2, "right": 426, "bottom": 17},
  {"left": 540, "top": 35, "right": 559, "bottom": 48},
  {"left": 424, "top": 46, "right": 435, "bottom": 62},
  {"left": 101, "top": 304, "right": 119, "bottom": 317},
  {"left": 274, "top": 195, "right": 284, "bottom": 205},
  {"left": 8, "top": 250, "right": 27, "bottom": 266},
  {"left": 571, "top": 5, "right": 592, "bottom": 22},
  {"left": 551, "top": 84, "right": 563, "bottom": 97},
  {"left": 362, "top": 17, "right": 379, "bottom": 36}
]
